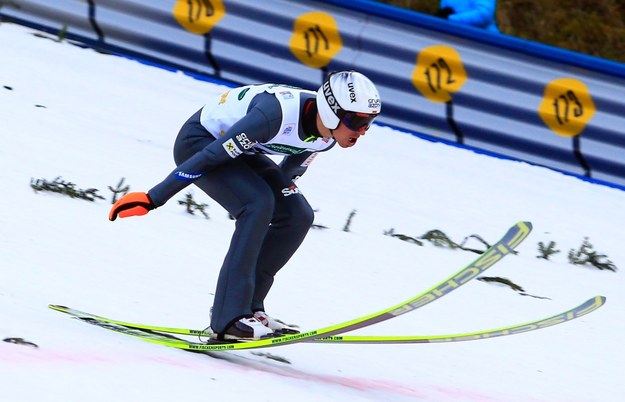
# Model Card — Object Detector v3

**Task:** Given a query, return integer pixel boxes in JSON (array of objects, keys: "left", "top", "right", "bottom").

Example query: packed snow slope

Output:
[{"left": 1, "top": 22, "right": 623, "bottom": 402}]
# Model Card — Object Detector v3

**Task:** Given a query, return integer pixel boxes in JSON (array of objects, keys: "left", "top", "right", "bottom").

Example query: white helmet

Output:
[{"left": 317, "top": 71, "right": 381, "bottom": 130}]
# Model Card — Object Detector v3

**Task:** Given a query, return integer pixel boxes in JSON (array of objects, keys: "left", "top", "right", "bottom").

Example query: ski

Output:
[
  {"left": 315, "top": 295, "right": 606, "bottom": 343},
  {"left": 50, "top": 221, "right": 532, "bottom": 351},
  {"left": 51, "top": 294, "right": 605, "bottom": 342},
  {"left": 49, "top": 304, "right": 213, "bottom": 337},
  {"left": 50, "top": 295, "right": 605, "bottom": 347}
]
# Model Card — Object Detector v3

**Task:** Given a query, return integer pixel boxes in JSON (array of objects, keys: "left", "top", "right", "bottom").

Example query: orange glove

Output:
[{"left": 109, "top": 192, "right": 156, "bottom": 221}]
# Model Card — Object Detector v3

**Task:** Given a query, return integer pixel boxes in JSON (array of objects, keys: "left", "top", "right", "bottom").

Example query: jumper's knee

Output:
[
  {"left": 295, "top": 200, "right": 314, "bottom": 231},
  {"left": 279, "top": 197, "right": 314, "bottom": 235}
]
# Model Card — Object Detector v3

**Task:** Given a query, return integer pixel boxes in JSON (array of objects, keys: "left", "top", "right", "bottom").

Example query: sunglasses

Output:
[{"left": 340, "top": 111, "right": 378, "bottom": 131}]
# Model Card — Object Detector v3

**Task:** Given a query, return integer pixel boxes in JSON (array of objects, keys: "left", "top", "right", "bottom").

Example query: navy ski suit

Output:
[{"left": 147, "top": 85, "right": 335, "bottom": 333}]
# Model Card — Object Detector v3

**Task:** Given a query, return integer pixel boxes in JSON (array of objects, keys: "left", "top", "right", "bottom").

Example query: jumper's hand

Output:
[{"left": 109, "top": 192, "right": 155, "bottom": 221}]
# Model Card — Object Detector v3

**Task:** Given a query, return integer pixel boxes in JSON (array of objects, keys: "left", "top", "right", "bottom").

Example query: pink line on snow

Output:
[{"left": 0, "top": 346, "right": 532, "bottom": 402}]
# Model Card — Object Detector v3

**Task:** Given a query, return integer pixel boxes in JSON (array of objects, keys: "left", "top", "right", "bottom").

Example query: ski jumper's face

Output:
[{"left": 332, "top": 121, "right": 368, "bottom": 148}]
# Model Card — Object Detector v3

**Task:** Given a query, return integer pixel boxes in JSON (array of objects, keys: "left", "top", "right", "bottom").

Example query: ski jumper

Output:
[{"left": 147, "top": 84, "right": 335, "bottom": 333}]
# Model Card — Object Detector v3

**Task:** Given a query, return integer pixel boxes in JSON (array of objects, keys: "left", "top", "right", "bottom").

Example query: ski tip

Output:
[{"left": 518, "top": 221, "right": 533, "bottom": 230}]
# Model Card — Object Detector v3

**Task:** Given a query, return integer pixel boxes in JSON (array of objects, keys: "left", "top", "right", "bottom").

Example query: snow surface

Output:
[{"left": 1, "top": 22, "right": 624, "bottom": 402}]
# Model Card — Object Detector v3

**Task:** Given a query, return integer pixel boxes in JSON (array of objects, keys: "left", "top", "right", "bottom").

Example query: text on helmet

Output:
[{"left": 323, "top": 81, "right": 341, "bottom": 114}]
